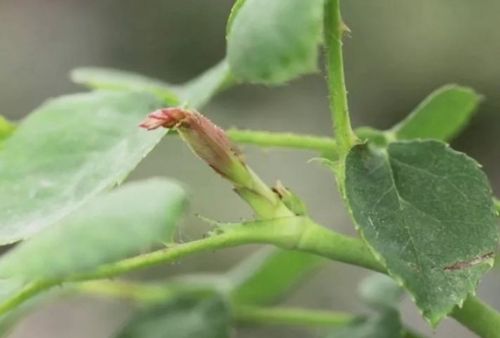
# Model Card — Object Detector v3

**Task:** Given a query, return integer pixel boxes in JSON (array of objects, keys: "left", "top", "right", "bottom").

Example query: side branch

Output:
[
  {"left": 0, "top": 218, "right": 498, "bottom": 338},
  {"left": 227, "top": 129, "right": 337, "bottom": 153}
]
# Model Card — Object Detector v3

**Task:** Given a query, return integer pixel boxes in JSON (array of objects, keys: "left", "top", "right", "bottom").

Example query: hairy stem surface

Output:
[
  {"left": 324, "top": 0, "right": 357, "bottom": 156},
  {"left": 227, "top": 129, "right": 337, "bottom": 153},
  {"left": 1, "top": 218, "right": 497, "bottom": 337}
]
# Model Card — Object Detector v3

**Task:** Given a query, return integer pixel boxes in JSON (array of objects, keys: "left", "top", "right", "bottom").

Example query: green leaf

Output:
[
  {"left": 345, "top": 140, "right": 499, "bottom": 325},
  {"left": 228, "top": 248, "right": 323, "bottom": 305},
  {"left": 0, "top": 179, "right": 186, "bottom": 281},
  {"left": 0, "top": 116, "right": 16, "bottom": 146},
  {"left": 359, "top": 273, "right": 403, "bottom": 310},
  {"left": 327, "top": 309, "right": 403, "bottom": 338},
  {"left": 226, "top": 0, "right": 246, "bottom": 36},
  {"left": 0, "top": 91, "right": 165, "bottom": 244},
  {"left": 227, "top": 0, "right": 324, "bottom": 84},
  {"left": 114, "top": 296, "right": 230, "bottom": 338},
  {"left": 391, "top": 85, "right": 481, "bottom": 141},
  {"left": 71, "top": 59, "right": 232, "bottom": 109},
  {"left": 70, "top": 68, "right": 180, "bottom": 105},
  {"left": 176, "top": 60, "right": 233, "bottom": 108}
]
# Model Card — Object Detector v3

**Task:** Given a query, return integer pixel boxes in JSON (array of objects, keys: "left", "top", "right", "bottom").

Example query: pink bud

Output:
[
  {"left": 140, "top": 108, "right": 250, "bottom": 183},
  {"left": 139, "top": 108, "right": 188, "bottom": 130}
]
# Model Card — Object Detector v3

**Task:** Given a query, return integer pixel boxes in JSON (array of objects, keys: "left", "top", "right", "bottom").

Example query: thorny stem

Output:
[
  {"left": 0, "top": 218, "right": 378, "bottom": 316},
  {"left": 69, "top": 218, "right": 383, "bottom": 281},
  {"left": 1, "top": 218, "right": 498, "bottom": 337},
  {"left": 324, "top": 0, "right": 357, "bottom": 156}
]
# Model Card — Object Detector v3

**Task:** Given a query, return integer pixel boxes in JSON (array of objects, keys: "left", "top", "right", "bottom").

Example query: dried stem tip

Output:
[{"left": 140, "top": 108, "right": 250, "bottom": 184}]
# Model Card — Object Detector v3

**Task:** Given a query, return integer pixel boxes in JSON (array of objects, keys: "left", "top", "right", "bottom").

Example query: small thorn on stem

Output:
[{"left": 340, "top": 21, "right": 351, "bottom": 38}]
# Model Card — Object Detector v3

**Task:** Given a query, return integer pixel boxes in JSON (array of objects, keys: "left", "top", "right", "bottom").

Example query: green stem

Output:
[
  {"left": 235, "top": 305, "right": 426, "bottom": 338},
  {"left": 451, "top": 296, "right": 500, "bottom": 338},
  {"left": 234, "top": 305, "right": 358, "bottom": 327},
  {"left": 0, "top": 218, "right": 379, "bottom": 316},
  {"left": 227, "top": 129, "right": 337, "bottom": 153},
  {"left": 77, "top": 280, "right": 358, "bottom": 328},
  {"left": 295, "top": 220, "right": 383, "bottom": 272},
  {"left": 72, "top": 226, "right": 275, "bottom": 281},
  {"left": 0, "top": 219, "right": 497, "bottom": 337},
  {"left": 494, "top": 198, "right": 500, "bottom": 213},
  {"left": 76, "top": 280, "right": 176, "bottom": 302},
  {"left": 324, "top": 0, "right": 357, "bottom": 155},
  {"left": 78, "top": 280, "right": 425, "bottom": 336},
  {"left": 78, "top": 279, "right": 425, "bottom": 337},
  {"left": 0, "top": 280, "right": 53, "bottom": 315},
  {"left": 76, "top": 279, "right": 216, "bottom": 304},
  {"left": 72, "top": 218, "right": 382, "bottom": 281}
]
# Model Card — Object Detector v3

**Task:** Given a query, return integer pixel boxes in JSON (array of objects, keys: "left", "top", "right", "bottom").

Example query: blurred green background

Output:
[{"left": 1, "top": 1, "right": 499, "bottom": 337}]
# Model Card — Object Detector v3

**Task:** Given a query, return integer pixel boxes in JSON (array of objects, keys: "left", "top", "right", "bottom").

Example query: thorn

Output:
[{"left": 341, "top": 21, "right": 352, "bottom": 38}]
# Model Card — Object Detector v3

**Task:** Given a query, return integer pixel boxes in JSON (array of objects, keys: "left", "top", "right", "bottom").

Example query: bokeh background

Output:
[{"left": 1, "top": 0, "right": 499, "bottom": 337}]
